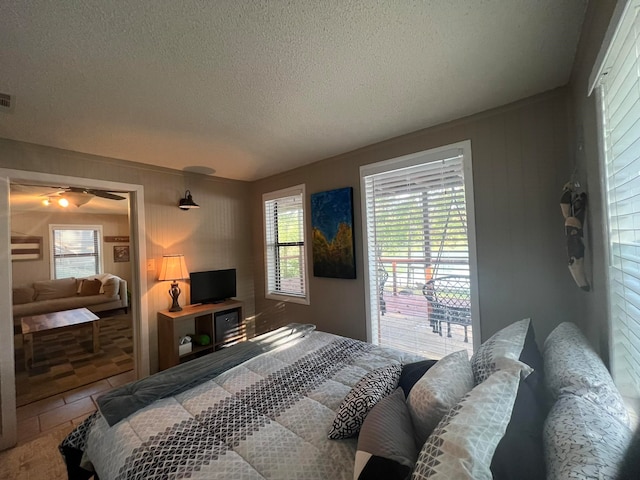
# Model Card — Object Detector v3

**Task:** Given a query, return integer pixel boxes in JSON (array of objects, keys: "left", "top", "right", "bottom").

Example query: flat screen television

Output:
[{"left": 190, "top": 268, "right": 236, "bottom": 304}]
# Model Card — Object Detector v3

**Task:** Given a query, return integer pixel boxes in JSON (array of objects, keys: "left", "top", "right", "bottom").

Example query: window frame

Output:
[
  {"left": 359, "top": 140, "right": 479, "bottom": 353},
  {"left": 49, "top": 224, "right": 104, "bottom": 279},
  {"left": 262, "top": 184, "right": 310, "bottom": 305},
  {"left": 590, "top": 0, "right": 640, "bottom": 413}
]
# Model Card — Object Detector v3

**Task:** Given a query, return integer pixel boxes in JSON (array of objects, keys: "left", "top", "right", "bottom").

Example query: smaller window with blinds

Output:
[
  {"left": 49, "top": 225, "right": 103, "bottom": 279},
  {"left": 263, "top": 185, "right": 310, "bottom": 304}
]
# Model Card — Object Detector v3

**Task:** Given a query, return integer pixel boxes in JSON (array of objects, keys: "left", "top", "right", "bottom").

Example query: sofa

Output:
[{"left": 12, "top": 274, "right": 128, "bottom": 326}]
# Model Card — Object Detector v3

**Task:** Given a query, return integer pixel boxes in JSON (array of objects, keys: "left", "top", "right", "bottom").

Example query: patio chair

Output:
[
  {"left": 378, "top": 264, "right": 389, "bottom": 315},
  {"left": 422, "top": 275, "right": 471, "bottom": 342}
]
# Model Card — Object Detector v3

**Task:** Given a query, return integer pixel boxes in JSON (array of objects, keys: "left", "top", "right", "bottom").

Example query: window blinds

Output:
[
  {"left": 52, "top": 228, "right": 101, "bottom": 279},
  {"left": 597, "top": 1, "right": 640, "bottom": 400},
  {"left": 362, "top": 149, "right": 471, "bottom": 350},
  {"left": 264, "top": 187, "right": 307, "bottom": 299}
]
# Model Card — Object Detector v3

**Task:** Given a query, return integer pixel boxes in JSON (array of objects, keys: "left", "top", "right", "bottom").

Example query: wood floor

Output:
[{"left": 16, "top": 369, "right": 135, "bottom": 445}]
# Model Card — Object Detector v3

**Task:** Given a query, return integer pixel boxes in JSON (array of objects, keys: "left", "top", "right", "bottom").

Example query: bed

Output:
[
  {"left": 60, "top": 320, "right": 636, "bottom": 480},
  {"left": 60, "top": 324, "right": 421, "bottom": 480}
]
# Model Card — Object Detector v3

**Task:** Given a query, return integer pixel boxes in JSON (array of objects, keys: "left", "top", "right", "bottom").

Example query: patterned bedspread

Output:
[{"left": 61, "top": 325, "right": 418, "bottom": 480}]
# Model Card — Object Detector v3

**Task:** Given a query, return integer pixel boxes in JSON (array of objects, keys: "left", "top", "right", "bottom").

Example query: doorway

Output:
[{"left": 0, "top": 169, "right": 149, "bottom": 450}]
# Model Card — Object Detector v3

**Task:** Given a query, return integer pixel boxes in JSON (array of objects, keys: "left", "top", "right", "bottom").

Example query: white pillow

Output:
[
  {"left": 407, "top": 349, "right": 474, "bottom": 447},
  {"left": 412, "top": 366, "right": 525, "bottom": 480}
]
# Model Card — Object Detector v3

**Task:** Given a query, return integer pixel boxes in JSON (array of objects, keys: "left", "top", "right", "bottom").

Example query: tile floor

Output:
[{"left": 16, "top": 369, "right": 136, "bottom": 445}]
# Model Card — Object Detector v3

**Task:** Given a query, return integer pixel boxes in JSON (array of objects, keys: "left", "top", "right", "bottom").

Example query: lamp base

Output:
[{"left": 168, "top": 281, "right": 183, "bottom": 312}]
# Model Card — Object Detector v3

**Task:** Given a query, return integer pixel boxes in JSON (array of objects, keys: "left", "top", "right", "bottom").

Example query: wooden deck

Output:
[{"left": 377, "top": 292, "right": 473, "bottom": 360}]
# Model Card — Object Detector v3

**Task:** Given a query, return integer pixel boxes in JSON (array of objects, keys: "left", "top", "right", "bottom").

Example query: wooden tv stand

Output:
[{"left": 157, "top": 300, "right": 244, "bottom": 371}]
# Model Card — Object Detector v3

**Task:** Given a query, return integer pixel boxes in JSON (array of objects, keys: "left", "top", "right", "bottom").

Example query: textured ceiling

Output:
[{"left": 0, "top": 1, "right": 587, "bottom": 181}]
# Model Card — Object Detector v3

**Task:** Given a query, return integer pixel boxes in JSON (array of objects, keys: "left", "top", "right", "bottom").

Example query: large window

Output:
[
  {"left": 360, "top": 141, "right": 477, "bottom": 358},
  {"left": 592, "top": 0, "right": 640, "bottom": 404},
  {"left": 263, "top": 185, "right": 309, "bottom": 304},
  {"left": 49, "top": 225, "right": 103, "bottom": 279}
]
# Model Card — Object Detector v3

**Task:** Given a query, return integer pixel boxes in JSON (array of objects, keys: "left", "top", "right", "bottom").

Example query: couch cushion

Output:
[
  {"left": 543, "top": 394, "right": 631, "bottom": 480},
  {"left": 79, "top": 279, "right": 102, "bottom": 296},
  {"left": 101, "top": 276, "right": 120, "bottom": 297},
  {"left": 354, "top": 388, "right": 417, "bottom": 480},
  {"left": 407, "top": 349, "right": 474, "bottom": 448},
  {"left": 412, "top": 366, "right": 524, "bottom": 480},
  {"left": 33, "top": 278, "right": 78, "bottom": 301},
  {"left": 13, "top": 286, "right": 35, "bottom": 305},
  {"left": 544, "top": 322, "right": 629, "bottom": 426}
]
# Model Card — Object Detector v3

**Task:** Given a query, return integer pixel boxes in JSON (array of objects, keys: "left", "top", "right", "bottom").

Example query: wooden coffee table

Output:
[{"left": 21, "top": 307, "right": 100, "bottom": 369}]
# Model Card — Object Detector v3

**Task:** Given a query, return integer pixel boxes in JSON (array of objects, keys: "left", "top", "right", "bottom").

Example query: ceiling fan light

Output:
[
  {"left": 58, "top": 197, "right": 69, "bottom": 208},
  {"left": 42, "top": 198, "right": 51, "bottom": 206},
  {"left": 65, "top": 191, "right": 94, "bottom": 207},
  {"left": 179, "top": 190, "right": 199, "bottom": 210}
]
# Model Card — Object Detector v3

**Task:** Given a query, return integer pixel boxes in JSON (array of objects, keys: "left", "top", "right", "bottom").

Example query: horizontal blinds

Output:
[
  {"left": 264, "top": 190, "right": 306, "bottom": 297},
  {"left": 365, "top": 156, "right": 469, "bottom": 269},
  {"left": 599, "top": 2, "right": 640, "bottom": 399},
  {"left": 364, "top": 152, "right": 471, "bottom": 350},
  {"left": 53, "top": 228, "right": 100, "bottom": 279}
]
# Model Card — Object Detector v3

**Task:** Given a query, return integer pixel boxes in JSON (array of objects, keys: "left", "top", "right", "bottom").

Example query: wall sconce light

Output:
[
  {"left": 158, "top": 254, "right": 189, "bottom": 311},
  {"left": 179, "top": 190, "right": 199, "bottom": 210}
]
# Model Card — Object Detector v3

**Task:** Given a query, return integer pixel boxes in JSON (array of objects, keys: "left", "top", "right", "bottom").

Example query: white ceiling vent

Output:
[{"left": 0, "top": 93, "right": 14, "bottom": 113}]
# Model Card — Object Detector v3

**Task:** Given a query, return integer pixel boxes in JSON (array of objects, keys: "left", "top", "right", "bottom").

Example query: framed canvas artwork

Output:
[{"left": 310, "top": 187, "right": 356, "bottom": 279}]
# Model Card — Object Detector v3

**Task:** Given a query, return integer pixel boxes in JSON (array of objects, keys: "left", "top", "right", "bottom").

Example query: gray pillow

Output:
[{"left": 354, "top": 388, "right": 417, "bottom": 480}]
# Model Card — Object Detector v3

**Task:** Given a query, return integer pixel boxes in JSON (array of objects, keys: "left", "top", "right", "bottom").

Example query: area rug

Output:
[
  {"left": 14, "top": 313, "right": 133, "bottom": 407},
  {"left": 0, "top": 423, "right": 73, "bottom": 480}
]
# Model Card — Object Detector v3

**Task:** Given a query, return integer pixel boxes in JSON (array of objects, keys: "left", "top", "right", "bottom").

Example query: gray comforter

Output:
[{"left": 61, "top": 325, "right": 418, "bottom": 479}]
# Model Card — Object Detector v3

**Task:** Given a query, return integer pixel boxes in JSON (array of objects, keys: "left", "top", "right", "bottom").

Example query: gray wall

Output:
[
  {"left": 251, "top": 89, "right": 582, "bottom": 346},
  {"left": 568, "top": 0, "right": 618, "bottom": 362},
  {"left": 0, "top": 139, "right": 255, "bottom": 373}
]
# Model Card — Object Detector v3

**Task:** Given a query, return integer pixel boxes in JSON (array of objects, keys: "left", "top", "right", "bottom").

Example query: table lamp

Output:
[{"left": 158, "top": 254, "right": 189, "bottom": 311}]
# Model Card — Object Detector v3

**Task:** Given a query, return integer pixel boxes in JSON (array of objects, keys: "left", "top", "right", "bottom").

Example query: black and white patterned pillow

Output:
[
  {"left": 470, "top": 318, "right": 536, "bottom": 385},
  {"left": 412, "top": 365, "right": 525, "bottom": 480},
  {"left": 328, "top": 363, "right": 402, "bottom": 440},
  {"left": 544, "top": 322, "right": 629, "bottom": 426},
  {"left": 544, "top": 394, "right": 632, "bottom": 480}
]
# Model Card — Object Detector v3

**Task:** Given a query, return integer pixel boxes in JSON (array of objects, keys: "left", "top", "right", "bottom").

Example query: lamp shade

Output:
[
  {"left": 158, "top": 254, "right": 189, "bottom": 281},
  {"left": 179, "top": 190, "right": 199, "bottom": 210}
]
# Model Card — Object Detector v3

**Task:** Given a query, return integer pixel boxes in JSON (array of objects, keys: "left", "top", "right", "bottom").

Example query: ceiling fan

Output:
[{"left": 14, "top": 184, "right": 127, "bottom": 208}]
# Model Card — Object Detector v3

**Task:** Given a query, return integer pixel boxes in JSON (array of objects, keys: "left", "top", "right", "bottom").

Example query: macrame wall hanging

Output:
[{"left": 560, "top": 180, "right": 589, "bottom": 291}]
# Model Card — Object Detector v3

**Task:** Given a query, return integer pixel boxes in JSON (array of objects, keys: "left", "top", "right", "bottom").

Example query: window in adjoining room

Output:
[
  {"left": 49, "top": 225, "right": 103, "bottom": 279},
  {"left": 263, "top": 185, "right": 310, "bottom": 304},
  {"left": 591, "top": 0, "right": 640, "bottom": 410},
  {"left": 360, "top": 140, "right": 478, "bottom": 359}
]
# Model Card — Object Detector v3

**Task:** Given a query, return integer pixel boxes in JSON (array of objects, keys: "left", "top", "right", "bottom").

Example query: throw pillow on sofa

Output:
[
  {"left": 79, "top": 279, "right": 102, "bottom": 296},
  {"left": 12, "top": 286, "right": 35, "bottom": 305}
]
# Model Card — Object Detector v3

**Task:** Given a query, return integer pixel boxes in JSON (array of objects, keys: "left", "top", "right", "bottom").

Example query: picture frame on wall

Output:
[
  {"left": 113, "top": 245, "right": 130, "bottom": 263},
  {"left": 11, "top": 236, "right": 43, "bottom": 261},
  {"left": 310, "top": 187, "right": 356, "bottom": 279}
]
